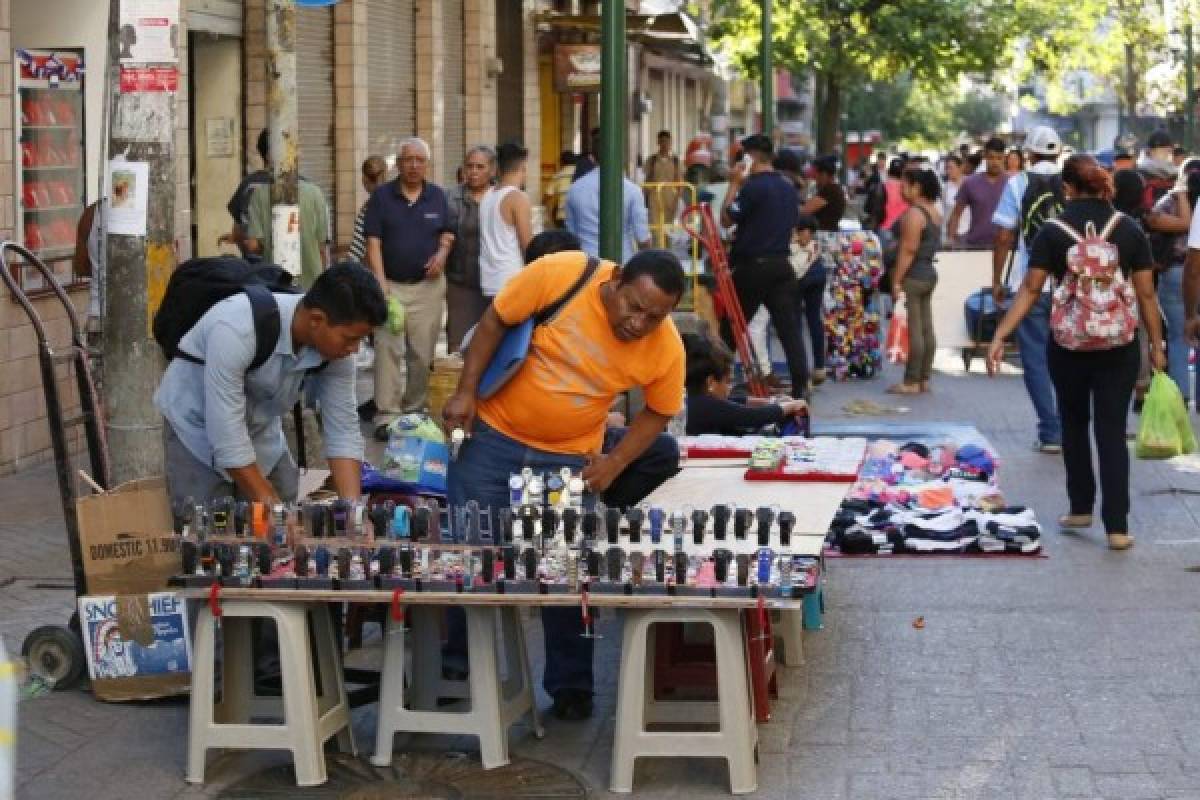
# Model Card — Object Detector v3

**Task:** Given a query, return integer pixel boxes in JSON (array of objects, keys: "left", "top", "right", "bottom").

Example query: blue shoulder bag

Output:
[{"left": 469, "top": 256, "right": 600, "bottom": 399}]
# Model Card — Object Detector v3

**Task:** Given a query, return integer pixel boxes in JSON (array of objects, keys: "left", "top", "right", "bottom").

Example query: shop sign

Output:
[{"left": 554, "top": 45, "right": 602, "bottom": 93}]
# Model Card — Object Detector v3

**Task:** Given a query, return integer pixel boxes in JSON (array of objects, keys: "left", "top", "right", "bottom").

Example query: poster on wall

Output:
[
  {"left": 119, "top": 0, "right": 180, "bottom": 64},
  {"left": 107, "top": 158, "right": 150, "bottom": 236},
  {"left": 553, "top": 45, "right": 602, "bottom": 93}
]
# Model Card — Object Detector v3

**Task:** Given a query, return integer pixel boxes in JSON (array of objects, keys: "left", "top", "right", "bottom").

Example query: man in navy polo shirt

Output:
[
  {"left": 364, "top": 137, "right": 455, "bottom": 440},
  {"left": 720, "top": 134, "right": 809, "bottom": 397}
]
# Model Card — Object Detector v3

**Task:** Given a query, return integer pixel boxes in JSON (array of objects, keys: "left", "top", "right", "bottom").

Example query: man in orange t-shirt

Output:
[{"left": 443, "top": 248, "right": 686, "bottom": 721}]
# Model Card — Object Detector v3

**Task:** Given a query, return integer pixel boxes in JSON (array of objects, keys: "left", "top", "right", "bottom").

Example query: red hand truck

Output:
[{"left": 680, "top": 203, "right": 768, "bottom": 398}]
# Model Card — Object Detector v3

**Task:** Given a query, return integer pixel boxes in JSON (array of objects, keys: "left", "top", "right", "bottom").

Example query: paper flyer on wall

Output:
[
  {"left": 79, "top": 592, "right": 191, "bottom": 681},
  {"left": 106, "top": 159, "right": 149, "bottom": 236},
  {"left": 119, "top": 0, "right": 180, "bottom": 64}
]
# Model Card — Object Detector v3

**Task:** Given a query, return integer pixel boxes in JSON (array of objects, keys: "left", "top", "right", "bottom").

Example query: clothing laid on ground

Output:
[
  {"left": 685, "top": 393, "right": 786, "bottom": 436},
  {"left": 813, "top": 182, "right": 847, "bottom": 232},
  {"left": 955, "top": 172, "right": 1007, "bottom": 247},
  {"left": 1028, "top": 198, "right": 1152, "bottom": 534},
  {"left": 564, "top": 167, "right": 650, "bottom": 264},
  {"left": 479, "top": 185, "right": 524, "bottom": 296},
  {"left": 830, "top": 504, "right": 1042, "bottom": 555},
  {"left": 363, "top": 180, "right": 452, "bottom": 283},
  {"left": 154, "top": 292, "right": 362, "bottom": 478},
  {"left": 478, "top": 251, "right": 685, "bottom": 456},
  {"left": 245, "top": 179, "right": 330, "bottom": 289}
]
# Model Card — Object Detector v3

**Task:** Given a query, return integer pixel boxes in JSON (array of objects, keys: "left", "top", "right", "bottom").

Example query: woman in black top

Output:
[
  {"left": 683, "top": 333, "right": 807, "bottom": 436},
  {"left": 987, "top": 155, "right": 1165, "bottom": 551}
]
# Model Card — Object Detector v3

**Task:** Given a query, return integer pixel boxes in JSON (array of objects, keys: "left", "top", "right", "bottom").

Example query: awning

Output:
[{"left": 535, "top": 10, "right": 700, "bottom": 43}]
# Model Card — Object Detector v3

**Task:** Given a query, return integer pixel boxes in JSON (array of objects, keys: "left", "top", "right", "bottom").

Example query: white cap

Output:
[{"left": 1025, "top": 126, "right": 1062, "bottom": 158}]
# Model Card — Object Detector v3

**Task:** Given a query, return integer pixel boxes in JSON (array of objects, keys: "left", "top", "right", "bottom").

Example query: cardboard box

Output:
[
  {"left": 76, "top": 478, "right": 188, "bottom": 700},
  {"left": 79, "top": 592, "right": 191, "bottom": 700}
]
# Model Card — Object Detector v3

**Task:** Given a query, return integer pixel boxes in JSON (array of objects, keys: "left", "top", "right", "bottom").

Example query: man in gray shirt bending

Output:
[{"left": 154, "top": 263, "right": 388, "bottom": 505}]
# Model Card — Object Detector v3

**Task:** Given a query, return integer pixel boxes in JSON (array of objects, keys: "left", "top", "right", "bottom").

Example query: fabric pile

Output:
[{"left": 826, "top": 439, "right": 1044, "bottom": 556}]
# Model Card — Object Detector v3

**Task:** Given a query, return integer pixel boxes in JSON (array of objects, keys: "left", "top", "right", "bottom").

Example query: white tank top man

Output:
[{"left": 480, "top": 142, "right": 535, "bottom": 296}]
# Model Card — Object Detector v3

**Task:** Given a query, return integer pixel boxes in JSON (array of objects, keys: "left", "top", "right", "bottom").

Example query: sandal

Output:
[
  {"left": 1058, "top": 513, "right": 1093, "bottom": 530},
  {"left": 1107, "top": 532, "right": 1134, "bottom": 550},
  {"left": 886, "top": 383, "right": 922, "bottom": 395}
]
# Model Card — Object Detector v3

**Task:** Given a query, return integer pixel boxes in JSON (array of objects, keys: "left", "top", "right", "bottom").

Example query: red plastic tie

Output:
[
  {"left": 581, "top": 585, "right": 592, "bottom": 627},
  {"left": 756, "top": 593, "right": 768, "bottom": 630},
  {"left": 390, "top": 587, "right": 406, "bottom": 624},
  {"left": 208, "top": 582, "right": 223, "bottom": 618}
]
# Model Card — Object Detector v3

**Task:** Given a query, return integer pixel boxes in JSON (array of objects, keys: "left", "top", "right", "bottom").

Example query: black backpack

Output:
[
  {"left": 152, "top": 256, "right": 322, "bottom": 373},
  {"left": 1019, "top": 173, "right": 1065, "bottom": 247}
]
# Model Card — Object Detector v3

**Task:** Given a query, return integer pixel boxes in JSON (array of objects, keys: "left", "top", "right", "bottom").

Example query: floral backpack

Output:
[{"left": 1048, "top": 213, "right": 1138, "bottom": 351}]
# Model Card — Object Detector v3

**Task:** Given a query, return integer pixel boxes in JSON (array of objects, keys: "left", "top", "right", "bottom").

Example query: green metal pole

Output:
[
  {"left": 761, "top": 0, "right": 774, "bottom": 135},
  {"left": 599, "top": 0, "right": 626, "bottom": 263},
  {"left": 1187, "top": 24, "right": 1195, "bottom": 153}
]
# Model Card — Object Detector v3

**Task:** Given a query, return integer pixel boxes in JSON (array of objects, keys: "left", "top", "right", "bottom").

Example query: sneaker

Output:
[
  {"left": 1034, "top": 440, "right": 1062, "bottom": 454},
  {"left": 551, "top": 688, "right": 593, "bottom": 721},
  {"left": 811, "top": 368, "right": 827, "bottom": 386},
  {"left": 1107, "top": 532, "right": 1134, "bottom": 550}
]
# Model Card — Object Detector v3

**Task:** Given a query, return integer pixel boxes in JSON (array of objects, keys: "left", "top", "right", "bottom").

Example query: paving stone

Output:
[
  {"left": 1051, "top": 766, "right": 1095, "bottom": 796},
  {"left": 1093, "top": 772, "right": 1164, "bottom": 799}
]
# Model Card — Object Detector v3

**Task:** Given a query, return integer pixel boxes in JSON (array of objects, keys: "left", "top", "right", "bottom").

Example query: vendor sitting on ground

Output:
[
  {"left": 683, "top": 332, "right": 809, "bottom": 436},
  {"left": 154, "top": 263, "right": 387, "bottom": 507},
  {"left": 443, "top": 248, "right": 687, "bottom": 722}
]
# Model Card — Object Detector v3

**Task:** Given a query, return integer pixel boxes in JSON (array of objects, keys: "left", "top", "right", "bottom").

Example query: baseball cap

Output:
[{"left": 1025, "top": 126, "right": 1062, "bottom": 157}]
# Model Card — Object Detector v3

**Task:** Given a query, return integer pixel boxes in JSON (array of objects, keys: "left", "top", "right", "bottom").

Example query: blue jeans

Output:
[
  {"left": 1158, "top": 264, "right": 1192, "bottom": 403},
  {"left": 446, "top": 420, "right": 679, "bottom": 696},
  {"left": 1015, "top": 293, "right": 1062, "bottom": 445},
  {"left": 795, "top": 264, "right": 827, "bottom": 370}
]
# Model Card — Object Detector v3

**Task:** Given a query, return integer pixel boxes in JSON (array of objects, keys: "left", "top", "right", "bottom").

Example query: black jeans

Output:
[
  {"left": 601, "top": 427, "right": 680, "bottom": 510},
  {"left": 795, "top": 265, "right": 827, "bottom": 371},
  {"left": 722, "top": 256, "right": 809, "bottom": 396},
  {"left": 1047, "top": 339, "right": 1139, "bottom": 533}
]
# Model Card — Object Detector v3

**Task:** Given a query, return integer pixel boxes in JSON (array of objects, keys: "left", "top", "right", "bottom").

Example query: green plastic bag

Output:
[{"left": 1137, "top": 372, "right": 1191, "bottom": 459}]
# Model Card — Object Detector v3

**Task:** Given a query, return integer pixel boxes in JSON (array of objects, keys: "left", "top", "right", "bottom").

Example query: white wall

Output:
[{"left": 13, "top": 0, "right": 109, "bottom": 203}]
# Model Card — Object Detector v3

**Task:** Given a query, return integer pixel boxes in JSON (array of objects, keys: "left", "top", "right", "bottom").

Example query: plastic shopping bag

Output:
[
  {"left": 886, "top": 301, "right": 909, "bottom": 364},
  {"left": 1137, "top": 372, "right": 1189, "bottom": 459}
]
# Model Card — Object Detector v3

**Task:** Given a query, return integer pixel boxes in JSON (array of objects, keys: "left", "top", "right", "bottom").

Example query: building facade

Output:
[{"left": 0, "top": 0, "right": 544, "bottom": 475}]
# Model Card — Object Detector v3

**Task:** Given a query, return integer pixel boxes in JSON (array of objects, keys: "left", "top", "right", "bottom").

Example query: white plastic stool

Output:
[
  {"left": 610, "top": 608, "right": 757, "bottom": 795},
  {"left": 772, "top": 609, "right": 805, "bottom": 666},
  {"left": 372, "top": 605, "right": 543, "bottom": 769},
  {"left": 187, "top": 600, "right": 355, "bottom": 786}
]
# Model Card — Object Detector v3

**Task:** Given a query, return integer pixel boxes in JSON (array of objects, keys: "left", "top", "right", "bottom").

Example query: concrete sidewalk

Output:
[{"left": 7, "top": 350, "right": 1200, "bottom": 799}]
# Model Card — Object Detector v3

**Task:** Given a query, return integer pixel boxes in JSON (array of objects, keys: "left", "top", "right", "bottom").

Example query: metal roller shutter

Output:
[
  {"left": 368, "top": 0, "right": 416, "bottom": 164},
  {"left": 441, "top": 0, "right": 466, "bottom": 185},
  {"left": 296, "top": 5, "right": 336, "bottom": 222},
  {"left": 495, "top": 0, "right": 524, "bottom": 145}
]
